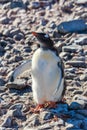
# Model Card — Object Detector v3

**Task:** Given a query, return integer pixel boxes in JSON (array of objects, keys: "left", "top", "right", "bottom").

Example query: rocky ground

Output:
[{"left": 0, "top": 0, "right": 87, "bottom": 130}]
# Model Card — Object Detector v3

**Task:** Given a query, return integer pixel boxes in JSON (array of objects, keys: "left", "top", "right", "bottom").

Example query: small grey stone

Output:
[
  {"left": 75, "top": 37, "right": 87, "bottom": 45},
  {"left": 13, "top": 109, "right": 24, "bottom": 118},
  {"left": 62, "top": 45, "right": 80, "bottom": 53},
  {"left": 0, "top": 78, "right": 6, "bottom": 86},
  {"left": 0, "top": 108, "right": 7, "bottom": 116},
  {"left": 0, "top": 40, "right": 7, "bottom": 47},
  {"left": 10, "top": 29, "right": 21, "bottom": 37},
  {"left": 6, "top": 79, "right": 27, "bottom": 89},
  {"left": 1, "top": 110, "right": 17, "bottom": 128},
  {"left": 65, "top": 72, "right": 76, "bottom": 80},
  {"left": 72, "top": 90, "right": 83, "bottom": 95},
  {"left": 27, "top": 114, "right": 40, "bottom": 127},
  {"left": 2, "top": 2, "right": 11, "bottom": 9},
  {"left": 9, "top": 55, "right": 23, "bottom": 63},
  {"left": 41, "top": 19, "right": 48, "bottom": 26},
  {"left": 50, "top": 22, "right": 56, "bottom": 29},
  {"left": 40, "top": 111, "right": 53, "bottom": 120},
  {"left": 4, "top": 44, "right": 13, "bottom": 51},
  {"left": 76, "top": 96, "right": 87, "bottom": 108},
  {"left": 0, "top": 46, "right": 4, "bottom": 52},
  {"left": 4, "top": 52, "right": 11, "bottom": 59},
  {"left": 0, "top": 17, "right": 10, "bottom": 24},
  {"left": 11, "top": 0, "right": 27, "bottom": 9},
  {"left": 5, "top": 37, "right": 15, "bottom": 44},
  {"left": 31, "top": 2, "right": 40, "bottom": 9},
  {"left": 66, "top": 61, "right": 86, "bottom": 68},
  {"left": 9, "top": 103, "right": 23, "bottom": 110},
  {"left": 0, "top": 86, "right": 7, "bottom": 92},
  {"left": 80, "top": 74, "right": 87, "bottom": 81},
  {"left": 75, "top": 0, "right": 87, "bottom": 4},
  {"left": 14, "top": 33, "right": 24, "bottom": 41}
]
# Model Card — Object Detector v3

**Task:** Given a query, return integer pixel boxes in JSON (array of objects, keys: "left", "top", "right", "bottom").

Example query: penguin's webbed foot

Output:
[
  {"left": 30, "top": 104, "right": 44, "bottom": 113},
  {"left": 44, "top": 101, "right": 57, "bottom": 108}
]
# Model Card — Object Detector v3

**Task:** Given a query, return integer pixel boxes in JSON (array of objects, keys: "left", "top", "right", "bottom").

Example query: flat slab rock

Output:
[{"left": 6, "top": 79, "right": 27, "bottom": 89}]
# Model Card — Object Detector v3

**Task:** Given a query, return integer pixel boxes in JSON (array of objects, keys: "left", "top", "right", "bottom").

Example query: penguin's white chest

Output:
[{"left": 32, "top": 48, "right": 64, "bottom": 104}]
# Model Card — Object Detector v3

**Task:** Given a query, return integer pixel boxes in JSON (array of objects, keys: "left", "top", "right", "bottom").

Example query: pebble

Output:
[
  {"left": 1, "top": 110, "right": 17, "bottom": 128},
  {"left": 80, "top": 73, "right": 87, "bottom": 81},
  {"left": 66, "top": 61, "right": 86, "bottom": 68},
  {"left": 75, "top": 0, "right": 87, "bottom": 4},
  {"left": 40, "top": 111, "right": 53, "bottom": 120},
  {"left": 6, "top": 79, "right": 27, "bottom": 89},
  {"left": 69, "top": 101, "right": 85, "bottom": 110},
  {"left": 0, "top": 78, "right": 6, "bottom": 86},
  {"left": 14, "top": 33, "right": 24, "bottom": 41},
  {"left": 57, "top": 19, "right": 87, "bottom": 34},
  {"left": 62, "top": 45, "right": 81, "bottom": 53},
  {"left": 75, "top": 37, "right": 87, "bottom": 45},
  {"left": 0, "top": 17, "right": 10, "bottom": 24},
  {"left": 26, "top": 114, "right": 40, "bottom": 127}
]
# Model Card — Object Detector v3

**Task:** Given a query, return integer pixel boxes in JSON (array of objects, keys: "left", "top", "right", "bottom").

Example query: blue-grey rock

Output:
[
  {"left": 66, "top": 61, "right": 87, "bottom": 68},
  {"left": 62, "top": 45, "right": 81, "bottom": 53},
  {"left": 40, "top": 111, "right": 53, "bottom": 120},
  {"left": 0, "top": 46, "right": 5, "bottom": 56},
  {"left": 11, "top": 0, "right": 28, "bottom": 9},
  {"left": 5, "top": 38, "right": 15, "bottom": 44},
  {"left": 4, "top": 44, "right": 13, "bottom": 51},
  {"left": 80, "top": 74, "right": 87, "bottom": 81},
  {"left": 75, "top": 37, "right": 87, "bottom": 45},
  {"left": 57, "top": 20, "right": 87, "bottom": 34},
  {"left": 66, "top": 119, "right": 83, "bottom": 129},
  {"left": 82, "top": 119, "right": 87, "bottom": 130},
  {"left": 75, "top": 0, "right": 87, "bottom": 4},
  {"left": 50, "top": 103, "right": 68, "bottom": 116},
  {"left": 75, "top": 113, "right": 85, "bottom": 120},
  {"left": 10, "top": 29, "right": 21, "bottom": 38},
  {"left": 23, "top": 47, "right": 32, "bottom": 53},
  {"left": 31, "top": 2, "right": 40, "bottom": 9},
  {"left": 13, "top": 109, "right": 25, "bottom": 118},
  {"left": 50, "top": 22, "right": 56, "bottom": 29},
  {"left": 9, "top": 103, "right": 23, "bottom": 110},
  {"left": 0, "top": 17, "right": 10, "bottom": 24},
  {"left": 0, "top": 40, "right": 7, "bottom": 47},
  {"left": 1, "top": 110, "right": 17, "bottom": 128},
  {"left": 41, "top": 19, "right": 48, "bottom": 26},
  {"left": 27, "top": 114, "right": 40, "bottom": 127},
  {"left": 0, "top": 78, "right": 6, "bottom": 86},
  {"left": 14, "top": 33, "right": 24, "bottom": 41},
  {"left": 6, "top": 79, "right": 27, "bottom": 89},
  {"left": 9, "top": 55, "right": 23, "bottom": 63},
  {"left": 69, "top": 102, "right": 84, "bottom": 110},
  {"left": 77, "top": 110, "right": 87, "bottom": 117}
]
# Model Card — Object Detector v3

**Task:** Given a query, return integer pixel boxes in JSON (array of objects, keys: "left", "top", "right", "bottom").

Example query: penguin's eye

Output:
[{"left": 44, "top": 34, "right": 49, "bottom": 38}]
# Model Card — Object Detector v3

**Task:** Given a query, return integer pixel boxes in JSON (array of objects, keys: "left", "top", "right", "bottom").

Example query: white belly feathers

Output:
[{"left": 32, "top": 48, "right": 64, "bottom": 104}]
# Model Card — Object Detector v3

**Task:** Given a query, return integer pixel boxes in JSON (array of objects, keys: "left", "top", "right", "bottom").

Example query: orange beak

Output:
[{"left": 32, "top": 32, "right": 38, "bottom": 36}]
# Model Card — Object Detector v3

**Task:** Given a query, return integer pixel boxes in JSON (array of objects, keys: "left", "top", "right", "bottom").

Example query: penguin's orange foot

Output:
[
  {"left": 44, "top": 101, "right": 57, "bottom": 108},
  {"left": 30, "top": 104, "right": 44, "bottom": 113}
]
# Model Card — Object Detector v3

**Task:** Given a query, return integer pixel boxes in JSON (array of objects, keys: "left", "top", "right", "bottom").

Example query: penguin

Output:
[{"left": 32, "top": 32, "right": 65, "bottom": 111}]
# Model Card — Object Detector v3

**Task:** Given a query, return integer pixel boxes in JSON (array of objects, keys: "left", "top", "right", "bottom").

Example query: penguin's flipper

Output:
[{"left": 10, "top": 60, "right": 32, "bottom": 82}]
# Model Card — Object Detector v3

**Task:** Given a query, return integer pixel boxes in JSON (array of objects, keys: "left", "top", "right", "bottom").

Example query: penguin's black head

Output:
[{"left": 32, "top": 32, "right": 54, "bottom": 48}]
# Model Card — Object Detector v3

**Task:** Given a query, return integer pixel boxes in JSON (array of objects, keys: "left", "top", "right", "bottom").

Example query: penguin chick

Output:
[{"left": 32, "top": 32, "right": 65, "bottom": 112}]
